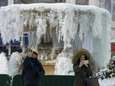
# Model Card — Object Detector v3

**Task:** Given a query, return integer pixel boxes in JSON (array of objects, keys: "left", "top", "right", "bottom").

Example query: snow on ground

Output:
[{"left": 99, "top": 78, "right": 115, "bottom": 86}]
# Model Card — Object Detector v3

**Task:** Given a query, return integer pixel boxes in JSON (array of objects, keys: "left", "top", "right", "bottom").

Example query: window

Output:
[
  {"left": 104, "top": 0, "right": 115, "bottom": 21},
  {"left": 23, "top": 32, "right": 29, "bottom": 48},
  {"left": 112, "top": 0, "right": 115, "bottom": 21},
  {"left": 55, "top": 0, "right": 65, "bottom": 3},
  {"left": 105, "top": 0, "right": 111, "bottom": 13},
  {"left": 14, "top": 0, "right": 65, "bottom": 3},
  {"left": 76, "top": 0, "right": 89, "bottom": 5},
  {"left": 0, "top": 0, "right": 8, "bottom": 6}
]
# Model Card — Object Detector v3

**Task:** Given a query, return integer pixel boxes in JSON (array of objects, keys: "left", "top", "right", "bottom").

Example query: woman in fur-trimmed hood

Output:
[
  {"left": 72, "top": 48, "right": 91, "bottom": 64},
  {"left": 72, "top": 48, "right": 93, "bottom": 86}
]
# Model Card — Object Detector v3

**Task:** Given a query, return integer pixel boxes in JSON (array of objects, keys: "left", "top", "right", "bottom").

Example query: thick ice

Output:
[
  {"left": 0, "top": 3, "right": 111, "bottom": 74},
  {"left": 8, "top": 52, "right": 23, "bottom": 76},
  {"left": 55, "top": 51, "right": 74, "bottom": 75},
  {"left": 0, "top": 53, "right": 9, "bottom": 74},
  {"left": 99, "top": 78, "right": 115, "bottom": 86}
]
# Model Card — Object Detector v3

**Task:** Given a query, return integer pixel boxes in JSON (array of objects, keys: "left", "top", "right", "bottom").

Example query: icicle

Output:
[
  {"left": 0, "top": 6, "right": 23, "bottom": 44},
  {"left": 92, "top": 10, "right": 103, "bottom": 39},
  {"left": 36, "top": 17, "right": 47, "bottom": 45},
  {"left": 59, "top": 7, "right": 78, "bottom": 49},
  {"left": 54, "top": 51, "right": 74, "bottom": 75}
]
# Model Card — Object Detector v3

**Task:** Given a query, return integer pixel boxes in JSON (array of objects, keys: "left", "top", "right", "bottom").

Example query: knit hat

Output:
[{"left": 31, "top": 47, "right": 38, "bottom": 55}]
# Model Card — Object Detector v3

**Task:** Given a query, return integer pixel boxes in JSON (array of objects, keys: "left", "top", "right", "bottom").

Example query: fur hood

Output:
[{"left": 72, "top": 48, "right": 91, "bottom": 64}]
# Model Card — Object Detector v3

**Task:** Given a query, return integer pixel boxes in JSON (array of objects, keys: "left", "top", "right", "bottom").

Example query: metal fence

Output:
[{"left": 0, "top": 75, "right": 74, "bottom": 86}]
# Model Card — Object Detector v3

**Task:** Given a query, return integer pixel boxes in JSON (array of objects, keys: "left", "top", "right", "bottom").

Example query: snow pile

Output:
[
  {"left": 0, "top": 3, "right": 111, "bottom": 71},
  {"left": 55, "top": 51, "right": 74, "bottom": 75},
  {"left": 99, "top": 78, "right": 115, "bottom": 86},
  {"left": 8, "top": 52, "right": 23, "bottom": 76},
  {"left": 0, "top": 53, "right": 9, "bottom": 74}
]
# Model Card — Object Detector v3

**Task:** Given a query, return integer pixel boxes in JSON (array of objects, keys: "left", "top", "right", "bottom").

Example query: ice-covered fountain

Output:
[{"left": 0, "top": 3, "right": 111, "bottom": 75}]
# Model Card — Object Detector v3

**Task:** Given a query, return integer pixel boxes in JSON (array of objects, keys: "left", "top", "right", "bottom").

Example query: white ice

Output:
[
  {"left": 0, "top": 52, "right": 9, "bottom": 74},
  {"left": 0, "top": 3, "right": 111, "bottom": 74},
  {"left": 54, "top": 51, "right": 74, "bottom": 75},
  {"left": 99, "top": 78, "right": 115, "bottom": 86},
  {"left": 8, "top": 52, "right": 23, "bottom": 76}
]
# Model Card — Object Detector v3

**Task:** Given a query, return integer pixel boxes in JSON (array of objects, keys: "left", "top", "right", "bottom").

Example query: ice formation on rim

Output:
[{"left": 0, "top": 3, "right": 111, "bottom": 73}]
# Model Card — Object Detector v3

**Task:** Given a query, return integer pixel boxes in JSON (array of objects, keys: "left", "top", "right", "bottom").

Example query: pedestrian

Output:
[
  {"left": 73, "top": 49, "right": 99, "bottom": 86},
  {"left": 73, "top": 49, "right": 92, "bottom": 86},
  {"left": 22, "top": 48, "right": 45, "bottom": 86}
]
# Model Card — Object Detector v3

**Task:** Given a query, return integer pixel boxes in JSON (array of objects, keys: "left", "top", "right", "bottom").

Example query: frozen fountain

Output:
[{"left": 0, "top": 3, "right": 111, "bottom": 75}]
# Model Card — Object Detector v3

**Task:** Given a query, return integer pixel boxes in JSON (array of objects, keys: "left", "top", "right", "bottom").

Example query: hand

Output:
[
  {"left": 79, "top": 61, "right": 84, "bottom": 67},
  {"left": 84, "top": 60, "right": 89, "bottom": 65},
  {"left": 83, "top": 60, "right": 89, "bottom": 67}
]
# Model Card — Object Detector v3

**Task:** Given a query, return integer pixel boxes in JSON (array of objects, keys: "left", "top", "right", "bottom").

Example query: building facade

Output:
[
  {"left": 0, "top": 0, "right": 8, "bottom": 6},
  {"left": 14, "top": 0, "right": 65, "bottom": 4}
]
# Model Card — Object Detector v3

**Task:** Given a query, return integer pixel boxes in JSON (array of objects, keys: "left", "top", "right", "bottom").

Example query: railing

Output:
[
  {"left": 0, "top": 75, "right": 74, "bottom": 86},
  {"left": 0, "top": 74, "right": 11, "bottom": 86}
]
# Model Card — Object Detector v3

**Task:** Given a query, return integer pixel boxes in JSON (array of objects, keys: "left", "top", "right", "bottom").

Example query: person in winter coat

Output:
[
  {"left": 22, "top": 48, "right": 45, "bottom": 86},
  {"left": 73, "top": 49, "right": 92, "bottom": 86}
]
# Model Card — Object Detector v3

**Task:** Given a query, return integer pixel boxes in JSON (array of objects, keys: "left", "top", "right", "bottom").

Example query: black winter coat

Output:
[
  {"left": 73, "top": 64, "right": 92, "bottom": 86},
  {"left": 22, "top": 57, "right": 45, "bottom": 86}
]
